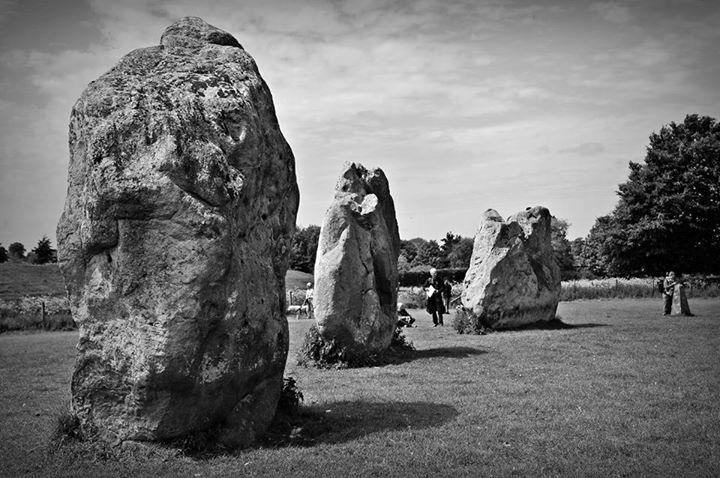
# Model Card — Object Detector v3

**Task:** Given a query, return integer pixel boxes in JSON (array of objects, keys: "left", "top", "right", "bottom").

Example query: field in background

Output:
[
  {"left": 2, "top": 263, "right": 719, "bottom": 332},
  {"left": 0, "top": 262, "right": 65, "bottom": 299},
  {"left": 1, "top": 299, "right": 718, "bottom": 476}
]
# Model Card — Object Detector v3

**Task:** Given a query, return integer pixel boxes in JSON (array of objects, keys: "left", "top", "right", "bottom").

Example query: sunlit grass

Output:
[{"left": 1, "top": 298, "right": 719, "bottom": 476}]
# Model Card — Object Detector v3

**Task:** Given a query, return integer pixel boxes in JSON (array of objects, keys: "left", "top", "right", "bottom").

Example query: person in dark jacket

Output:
[
  {"left": 662, "top": 271, "right": 675, "bottom": 315},
  {"left": 424, "top": 268, "right": 446, "bottom": 326}
]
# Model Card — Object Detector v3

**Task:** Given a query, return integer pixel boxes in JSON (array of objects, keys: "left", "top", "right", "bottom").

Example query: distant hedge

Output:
[{"left": 398, "top": 268, "right": 467, "bottom": 287}]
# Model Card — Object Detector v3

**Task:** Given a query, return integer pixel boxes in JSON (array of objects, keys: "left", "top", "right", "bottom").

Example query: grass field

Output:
[
  {"left": 0, "top": 262, "right": 65, "bottom": 299},
  {"left": 1, "top": 299, "right": 718, "bottom": 476}
]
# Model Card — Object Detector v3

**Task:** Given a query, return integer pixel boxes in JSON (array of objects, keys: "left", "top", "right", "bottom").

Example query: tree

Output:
[
  {"left": 399, "top": 239, "right": 419, "bottom": 264},
  {"left": 0, "top": 244, "right": 7, "bottom": 263},
  {"left": 289, "top": 225, "right": 320, "bottom": 273},
  {"left": 550, "top": 217, "right": 577, "bottom": 280},
  {"left": 411, "top": 240, "right": 444, "bottom": 269},
  {"left": 440, "top": 232, "right": 460, "bottom": 255},
  {"left": 8, "top": 242, "right": 25, "bottom": 260},
  {"left": 446, "top": 237, "right": 474, "bottom": 268},
  {"left": 31, "top": 236, "right": 57, "bottom": 264},
  {"left": 599, "top": 114, "right": 720, "bottom": 275}
]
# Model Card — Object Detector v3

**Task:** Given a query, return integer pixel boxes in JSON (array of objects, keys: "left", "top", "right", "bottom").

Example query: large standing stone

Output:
[
  {"left": 313, "top": 163, "right": 400, "bottom": 357},
  {"left": 56, "top": 17, "right": 299, "bottom": 446},
  {"left": 461, "top": 207, "right": 561, "bottom": 329}
]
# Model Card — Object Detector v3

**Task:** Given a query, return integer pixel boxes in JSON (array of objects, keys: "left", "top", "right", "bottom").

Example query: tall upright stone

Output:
[
  {"left": 56, "top": 17, "right": 299, "bottom": 446},
  {"left": 313, "top": 163, "right": 400, "bottom": 358},
  {"left": 461, "top": 207, "right": 561, "bottom": 329}
]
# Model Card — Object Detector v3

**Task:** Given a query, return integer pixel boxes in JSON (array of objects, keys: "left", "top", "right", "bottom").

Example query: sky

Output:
[{"left": 1, "top": 0, "right": 719, "bottom": 249}]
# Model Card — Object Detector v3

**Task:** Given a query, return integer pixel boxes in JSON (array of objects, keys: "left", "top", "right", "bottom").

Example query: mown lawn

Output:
[{"left": 1, "top": 299, "right": 719, "bottom": 477}]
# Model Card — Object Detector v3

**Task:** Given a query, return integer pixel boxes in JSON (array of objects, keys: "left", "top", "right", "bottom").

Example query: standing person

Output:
[
  {"left": 296, "top": 282, "right": 314, "bottom": 320},
  {"left": 662, "top": 271, "right": 676, "bottom": 315},
  {"left": 424, "top": 268, "right": 446, "bottom": 326},
  {"left": 442, "top": 278, "right": 453, "bottom": 313}
]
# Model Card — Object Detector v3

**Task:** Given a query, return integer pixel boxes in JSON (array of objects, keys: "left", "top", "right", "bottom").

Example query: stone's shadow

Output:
[
  {"left": 493, "top": 318, "right": 610, "bottom": 332},
  {"left": 262, "top": 400, "right": 458, "bottom": 449},
  {"left": 395, "top": 346, "right": 488, "bottom": 362}
]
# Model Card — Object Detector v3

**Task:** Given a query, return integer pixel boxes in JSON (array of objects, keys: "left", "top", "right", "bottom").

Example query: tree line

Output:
[
  {"left": 0, "top": 236, "right": 57, "bottom": 265},
  {"left": 290, "top": 115, "right": 719, "bottom": 279}
]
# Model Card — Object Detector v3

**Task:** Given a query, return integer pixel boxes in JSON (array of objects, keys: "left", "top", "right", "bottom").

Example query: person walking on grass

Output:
[
  {"left": 424, "top": 268, "right": 446, "bottom": 326},
  {"left": 662, "top": 271, "right": 676, "bottom": 315},
  {"left": 296, "top": 282, "right": 314, "bottom": 320},
  {"left": 442, "top": 277, "right": 453, "bottom": 313}
]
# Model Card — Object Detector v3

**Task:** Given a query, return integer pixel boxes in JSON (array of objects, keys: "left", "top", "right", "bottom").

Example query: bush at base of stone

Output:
[
  {"left": 390, "top": 327, "right": 415, "bottom": 352},
  {"left": 452, "top": 307, "right": 492, "bottom": 335},
  {"left": 277, "top": 377, "right": 304, "bottom": 415},
  {"left": 53, "top": 411, "right": 83, "bottom": 442},
  {"left": 297, "top": 323, "right": 380, "bottom": 368}
]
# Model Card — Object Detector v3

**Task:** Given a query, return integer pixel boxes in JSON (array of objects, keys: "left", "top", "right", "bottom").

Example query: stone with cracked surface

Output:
[
  {"left": 56, "top": 16, "right": 299, "bottom": 447},
  {"left": 313, "top": 163, "right": 400, "bottom": 356},
  {"left": 461, "top": 206, "right": 561, "bottom": 329}
]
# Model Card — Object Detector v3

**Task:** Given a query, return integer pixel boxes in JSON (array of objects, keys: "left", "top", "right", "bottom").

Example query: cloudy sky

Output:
[{"left": 1, "top": 0, "right": 719, "bottom": 249}]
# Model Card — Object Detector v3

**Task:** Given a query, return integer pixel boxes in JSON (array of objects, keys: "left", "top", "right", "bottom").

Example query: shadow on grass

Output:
[
  {"left": 493, "top": 318, "right": 610, "bottom": 333},
  {"left": 261, "top": 400, "right": 458, "bottom": 449},
  {"left": 392, "top": 346, "right": 488, "bottom": 362}
]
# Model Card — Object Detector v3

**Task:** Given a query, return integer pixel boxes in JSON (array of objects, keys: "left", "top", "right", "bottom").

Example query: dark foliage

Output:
[
  {"left": 289, "top": 225, "right": 320, "bottom": 273},
  {"left": 582, "top": 114, "right": 720, "bottom": 276},
  {"left": 0, "top": 245, "right": 7, "bottom": 263},
  {"left": 31, "top": 236, "right": 57, "bottom": 264},
  {"left": 452, "top": 307, "right": 493, "bottom": 335},
  {"left": 8, "top": 242, "right": 25, "bottom": 260}
]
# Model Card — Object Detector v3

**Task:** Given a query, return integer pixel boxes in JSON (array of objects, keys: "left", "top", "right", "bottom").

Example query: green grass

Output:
[
  {"left": 0, "top": 262, "right": 65, "bottom": 299},
  {"left": 1, "top": 298, "right": 719, "bottom": 476}
]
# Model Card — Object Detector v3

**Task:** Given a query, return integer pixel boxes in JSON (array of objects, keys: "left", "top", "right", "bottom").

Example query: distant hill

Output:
[{"left": 0, "top": 262, "right": 313, "bottom": 300}]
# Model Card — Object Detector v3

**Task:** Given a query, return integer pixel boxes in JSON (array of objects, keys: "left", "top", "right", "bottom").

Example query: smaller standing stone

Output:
[
  {"left": 671, "top": 284, "right": 693, "bottom": 316},
  {"left": 461, "top": 206, "right": 561, "bottom": 330}
]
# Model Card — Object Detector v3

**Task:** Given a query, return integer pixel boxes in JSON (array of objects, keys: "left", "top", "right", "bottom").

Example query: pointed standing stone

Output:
[
  {"left": 312, "top": 163, "right": 400, "bottom": 358},
  {"left": 56, "top": 17, "right": 299, "bottom": 446}
]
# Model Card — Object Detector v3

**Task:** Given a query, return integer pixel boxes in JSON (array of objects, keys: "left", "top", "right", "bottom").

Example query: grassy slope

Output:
[
  {"left": 0, "top": 262, "right": 66, "bottom": 299},
  {"left": 1, "top": 299, "right": 719, "bottom": 476}
]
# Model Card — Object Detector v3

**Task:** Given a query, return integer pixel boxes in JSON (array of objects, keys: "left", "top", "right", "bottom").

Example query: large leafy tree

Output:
[
  {"left": 289, "top": 225, "right": 321, "bottom": 273},
  {"left": 589, "top": 114, "right": 720, "bottom": 275},
  {"left": 0, "top": 244, "right": 7, "bottom": 263},
  {"left": 31, "top": 236, "right": 57, "bottom": 264}
]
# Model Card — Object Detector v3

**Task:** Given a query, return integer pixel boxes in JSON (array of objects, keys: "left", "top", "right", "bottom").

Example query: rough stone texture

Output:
[
  {"left": 461, "top": 207, "right": 561, "bottom": 329},
  {"left": 56, "top": 17, "right": 299, "bottom": 446},
  {"left": 313, "top": 163, "right": 400, "bottom": 355},
  {"left": 671, "top": 284, "right": 692, "bottom": 316}
]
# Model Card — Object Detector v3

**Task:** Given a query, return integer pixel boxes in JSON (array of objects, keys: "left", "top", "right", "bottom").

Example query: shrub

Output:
[
  {"left": 277, "top": 377, "right": 304, "bottom": 415},
  {"left": 390, "top": 327, "right": 414, "bottom": 352},
  {"left": 53, "top": 411, "right": 82, "bottom": 442},
  {"left": 398, "top": 287, "right": 426, "bottom": 309},
  {"left": 452, "top": 307, "right": 491, "bottom": 335},
  {"left": 297, "top": 324, "right": 410, "bottom": 368}
]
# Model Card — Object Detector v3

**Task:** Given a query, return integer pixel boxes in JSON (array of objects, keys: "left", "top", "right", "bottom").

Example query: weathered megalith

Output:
[
  {"left": 671, "top": 284, "right": 693, "bottom": 316},
  {"left": 56, "top": 17, "right": 299, "bottom": 446},
  {"left": 461, "top": 206, "right": 561, "bottom": 330},
  {"left": 311, "top": 163, "right": 400, "bottom": 360}
]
